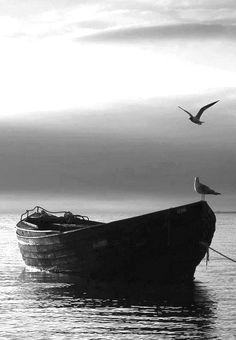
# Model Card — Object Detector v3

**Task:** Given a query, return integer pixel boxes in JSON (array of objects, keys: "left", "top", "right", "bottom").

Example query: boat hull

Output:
[{"left": 16, "top": 201, "right": 216, "bottom": 283}]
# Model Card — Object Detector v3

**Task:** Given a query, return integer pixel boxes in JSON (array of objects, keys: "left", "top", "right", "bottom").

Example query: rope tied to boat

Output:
[
  {"left": 206, "top": 246, "right": 209, "bottom": 266},
  {"left": 208, "top": 246, "right": 236, "bottom": 263},
  {"left": 200, "top": 241, "right": 236, "bottom": 264}
]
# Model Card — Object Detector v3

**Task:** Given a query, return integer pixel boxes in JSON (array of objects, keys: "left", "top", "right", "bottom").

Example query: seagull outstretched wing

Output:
[
  {"left": 178, "top": 106, "right": 192, "bottom": 117},
  {"left": 196, "top": 100, "right": 219, "bottom": 119}
]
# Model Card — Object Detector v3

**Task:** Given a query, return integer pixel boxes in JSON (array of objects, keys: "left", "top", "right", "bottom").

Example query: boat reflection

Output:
[
  {"left": 19, "top": 268, "right": 215, "bottom": 305},
  {"left": 18, "top": 269, "right": 218, "bottom": 339}
]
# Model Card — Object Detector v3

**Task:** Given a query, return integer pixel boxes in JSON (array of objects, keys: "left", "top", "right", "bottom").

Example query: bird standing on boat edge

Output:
[
  {"left": 178, "top": 100, "right": 219, "bottom": 125},
  {"left": 194, "top": 177, "right": 221, "bottom": 201}
]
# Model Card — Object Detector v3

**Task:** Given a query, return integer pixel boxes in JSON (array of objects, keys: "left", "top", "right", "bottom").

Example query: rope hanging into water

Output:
[{"left": 209, "top": 246, "right": 236, "bottom": 263}]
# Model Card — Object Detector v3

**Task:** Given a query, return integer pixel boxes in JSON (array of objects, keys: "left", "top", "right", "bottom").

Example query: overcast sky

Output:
[{"left": 0, "top": 0, "right": 236, "bottom": 214}]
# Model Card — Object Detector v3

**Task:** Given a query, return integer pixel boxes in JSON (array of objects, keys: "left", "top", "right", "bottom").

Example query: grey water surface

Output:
[{"left": 0, "top": 212, "right": 235, "bottom": 339}]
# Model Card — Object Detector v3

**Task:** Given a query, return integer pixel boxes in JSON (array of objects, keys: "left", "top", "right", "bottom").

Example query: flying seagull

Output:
[
  {"left": 194, "top": 177, "right": 221, "bottom": 201},
  {"left": 178, "top": 100, "right": 219, "bottom": 125}
]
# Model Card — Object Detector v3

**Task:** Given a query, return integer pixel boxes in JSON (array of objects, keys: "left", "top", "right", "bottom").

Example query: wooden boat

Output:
[{"left": 16, "top": 201, "right": 216, "bottom": 283}]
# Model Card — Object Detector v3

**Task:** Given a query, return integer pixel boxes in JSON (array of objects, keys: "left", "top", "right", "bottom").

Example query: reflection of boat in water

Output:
[
  {"left": 19, "top": 269, "right": 216, "bottom": 316},
  {"left": 16, "top": 201, "right": 215, "bottom": 283},
  {"left": 18, "top": 269, "right": 217, "bottom": 339}
]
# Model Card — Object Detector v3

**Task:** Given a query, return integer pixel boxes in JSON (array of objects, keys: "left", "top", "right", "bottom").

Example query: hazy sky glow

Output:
[{"left": 0, "top": 0, "right": 236, "bottom": 213}]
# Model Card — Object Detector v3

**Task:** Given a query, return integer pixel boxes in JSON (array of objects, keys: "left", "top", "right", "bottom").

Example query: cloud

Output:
[
  {"left": 1, "top": 1, "right": 236, "bottom": 41},
  {"left": 79, "top": 23, "right": 236, "bottom": 43}
]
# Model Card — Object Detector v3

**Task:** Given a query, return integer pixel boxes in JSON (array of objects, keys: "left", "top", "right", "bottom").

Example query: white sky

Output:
[{"left": 0, "top": 0, "right": 236, "bottom": 117}]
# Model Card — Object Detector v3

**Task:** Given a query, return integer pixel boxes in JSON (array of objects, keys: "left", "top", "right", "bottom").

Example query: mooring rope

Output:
[
  {"left": 209, "top": 246, "right": 236, "bottom": 263},
  {"left": 200, "top": 241, "right": 236, "bottom": 265}
]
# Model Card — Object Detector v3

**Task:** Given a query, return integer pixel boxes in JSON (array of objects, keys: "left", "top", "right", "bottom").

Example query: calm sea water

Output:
[{"left": 0, "top": 212, "right": 236, "bottom": 340}]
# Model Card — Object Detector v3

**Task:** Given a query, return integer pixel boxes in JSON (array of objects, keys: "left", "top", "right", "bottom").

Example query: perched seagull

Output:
[
  {"left": 178, "top": 100, "right": 219, "bottom": 125},
  {"left": 194, "top": 177, "right": 221, "bottom": 201}
]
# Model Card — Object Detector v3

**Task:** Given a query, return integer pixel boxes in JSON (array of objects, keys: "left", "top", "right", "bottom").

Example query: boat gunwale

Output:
[
  {"left": 16, "top": 226, "right": 61, "bottom": 234},
  {"left": 16, "top": 223, "right": 99, "bottom": 239},
  {"left": 16, "top": 201, "right": 211, "bottom": 241}
]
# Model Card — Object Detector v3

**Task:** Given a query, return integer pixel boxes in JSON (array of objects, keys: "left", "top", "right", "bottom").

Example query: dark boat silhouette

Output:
[{"left": 16, "top": 201, "right": 215, "bottom": 283}]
